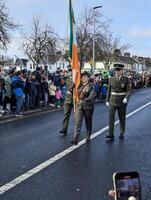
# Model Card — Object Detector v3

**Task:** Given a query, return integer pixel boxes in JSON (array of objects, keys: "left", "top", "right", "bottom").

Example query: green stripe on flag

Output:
[{"left": 68, "top": 0, "right": 75, "bottom": 60}]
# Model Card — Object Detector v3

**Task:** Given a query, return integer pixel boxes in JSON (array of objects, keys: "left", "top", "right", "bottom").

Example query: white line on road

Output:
[{"left": 0, "top": 101, "right": 151, "bottom": 195}]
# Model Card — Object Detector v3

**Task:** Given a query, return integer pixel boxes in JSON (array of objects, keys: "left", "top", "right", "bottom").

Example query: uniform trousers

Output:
[
  {"left": 109, "top": 105, "right": 127, "bottom": 135},
  {"left": 62, "top": 103, "right": 73, "bottom": 132},
  {"left": 74, "top": 106, "right": 94, "bottom": 140}
]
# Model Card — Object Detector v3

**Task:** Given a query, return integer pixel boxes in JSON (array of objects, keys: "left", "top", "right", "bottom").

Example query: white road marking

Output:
[{"left": 0, "top": 101, "right": 151, "bottom": 195}]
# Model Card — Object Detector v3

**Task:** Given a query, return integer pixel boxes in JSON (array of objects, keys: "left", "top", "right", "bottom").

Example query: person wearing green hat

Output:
[
  {"left": 71, "top": 71, "right": 96, "bottom": 145},
  {"left": 106, "top": 63, "right": 132, "bottom": 140}
]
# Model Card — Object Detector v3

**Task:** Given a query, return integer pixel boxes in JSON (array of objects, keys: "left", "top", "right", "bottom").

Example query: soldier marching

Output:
[
  {"left": 70, "top": 71, "right": 95, "bottom": 145},
  {"left": 106, "top": 64, "right": 132, "bottom": 140},
  {"left": 60, "top": 68, "right": 73, "bottom": 135}
]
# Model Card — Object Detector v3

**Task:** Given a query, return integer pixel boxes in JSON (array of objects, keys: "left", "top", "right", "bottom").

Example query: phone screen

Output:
[{"left": 114, "top": 172, "right": 142, "bottom": 200}]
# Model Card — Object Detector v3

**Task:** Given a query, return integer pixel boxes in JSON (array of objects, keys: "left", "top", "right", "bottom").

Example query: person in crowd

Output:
[
  {"left": 49, "top": 80, "right": 56, "bottom": 106},
  {"left": 94, "top": 76, "right": 101, "bottom": 101},
  {"left": 9, "top": 68, "right": 17, "bottom": 112},
  {"left": 55, "top": 86, "right": 62, "bottom": 108},
  {"left": 33, "top": 67, "right": 42, "bottom": 107},
  {"left": 145, "top": 75, "right": 150, "bottom": 87},
  {"left": 54, "top": 70, "right": 61, "bottom": 87},
  {"left": 101, "top": 83, "right": 108, "bottom": 101},
  {"left": 11, "top": 71, "right": 25, "bottom": 117},
  {"left": 41, "top": 75, "right": 49, "bottom": 110},
  {"left": 60, "top": 75, "right": 67, "bottom": 105},
  {"left": 29, "top": 73, "right": 37, "bottom": 109},
  {"left": 44, "top": 65, "right": 49, "bottom": 76},
  {"left": 0, "top": 76, "right": 5, "bottom": 109},
  {"left": 21, "top": 69, "right": 30, "bottom": 110},
  {"left": 3, "top": 70, "right": 12, "bottom": 112}
]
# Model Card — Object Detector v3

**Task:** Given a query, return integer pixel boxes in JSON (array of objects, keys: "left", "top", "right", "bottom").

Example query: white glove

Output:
[
  {"left": 128, "top": 197, "right": 136, "bottom": 200},
  {"left": 123, "top": 98, "right": 127, "bottom": 104},
  {"left": 106, "top": 102, "right": 109, "bottom": 107}
]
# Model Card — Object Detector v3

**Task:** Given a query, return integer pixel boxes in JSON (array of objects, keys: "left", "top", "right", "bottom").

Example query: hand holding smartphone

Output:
[{"left": 113, "top": 171, "right": 142, "bottom": 200}]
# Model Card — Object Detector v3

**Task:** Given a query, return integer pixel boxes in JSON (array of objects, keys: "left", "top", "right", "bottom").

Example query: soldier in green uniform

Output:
[
  {"left": 106, "top": 64, "right": 132, "bottom": 140},
  {"left": 60, "top": 68, "right": 73, "bottom": 135},
  {"left": 71, "top": 71, "right": 96, "bottom": 145}
]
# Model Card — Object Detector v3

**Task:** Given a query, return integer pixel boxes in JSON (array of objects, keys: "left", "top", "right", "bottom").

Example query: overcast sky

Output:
[{"left": 4, "top": 0, "right": 151, "bottom": 58}]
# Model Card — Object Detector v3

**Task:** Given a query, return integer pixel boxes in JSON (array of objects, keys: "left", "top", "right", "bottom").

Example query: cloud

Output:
[
  {"left": 130, "top": 28, "right": 151, "bottom": 38},
  {"left": 2, "top": 32, "right": 25, "bottom": 58}
]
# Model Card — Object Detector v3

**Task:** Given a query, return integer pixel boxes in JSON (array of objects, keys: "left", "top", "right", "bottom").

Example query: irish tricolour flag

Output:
[{"left": 68, "top": 0, "right": 81, "bottom": 108}]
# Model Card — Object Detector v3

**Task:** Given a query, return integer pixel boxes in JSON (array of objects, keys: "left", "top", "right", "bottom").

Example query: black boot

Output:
[
  {"left": 70, "top": 139, "right": 78, "bottom": 145},
  {"left": 85, "top": 136, "right": 91, "bottom": 143},
  {"left": 119, "top": 133, "right": 124, "bottom": 139},
  {"left": 106, "top": 134, "right": 114, "bottom": 140},
  {"left": 59, "top": 130, "right": 67, "bottom": 135}
]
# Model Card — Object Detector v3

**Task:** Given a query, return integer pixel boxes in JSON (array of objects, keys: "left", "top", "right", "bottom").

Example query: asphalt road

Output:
[{"left": 0, "top": 88, "right": 151, "bottom": 200}]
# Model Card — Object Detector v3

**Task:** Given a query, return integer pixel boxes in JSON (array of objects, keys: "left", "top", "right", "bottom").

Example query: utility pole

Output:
[{"left": 92, "top": 6, "right": 103, "bottom": 73}]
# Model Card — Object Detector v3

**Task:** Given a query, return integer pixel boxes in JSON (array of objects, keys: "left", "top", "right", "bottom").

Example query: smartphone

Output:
[{"left": 113, "top": 171, "right": 142, "bottom": 200}]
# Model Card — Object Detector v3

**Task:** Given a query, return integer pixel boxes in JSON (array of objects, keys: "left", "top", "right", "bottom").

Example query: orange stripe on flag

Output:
[{"left": 72, "top": 44, "right": 81, "bottom": 104}]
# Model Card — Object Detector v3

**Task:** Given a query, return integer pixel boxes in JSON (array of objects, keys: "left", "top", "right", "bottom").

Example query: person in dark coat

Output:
[
  {"left": 29, "top": 73, "right": 37, "bottom": 109},
  {"left": 41, "top": 75, "right": 49, "bottom": 109}
]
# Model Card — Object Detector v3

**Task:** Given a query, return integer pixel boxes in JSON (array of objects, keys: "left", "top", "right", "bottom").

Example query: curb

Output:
[{"left": 0, "top": 106, "right": 63, "bottom": 123}]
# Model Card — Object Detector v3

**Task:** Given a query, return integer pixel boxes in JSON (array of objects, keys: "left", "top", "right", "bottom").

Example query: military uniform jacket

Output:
[
  {"left": 106, "top": 75, "right": 132, "bottom": 107},
  {"left": 77, "top": 82, "right": 96, "bottom": 110},
  {"left": 64, "top": 76, "right": 73, "bottom": 105}
]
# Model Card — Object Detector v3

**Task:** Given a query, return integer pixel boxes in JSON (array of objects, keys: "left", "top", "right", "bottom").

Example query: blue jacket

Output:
[
  {"left": 11, "top": 76, "right": 24, "bottom": 97},
  {"left": 101, "top": 84, "right": 107, "bottom": 95}
]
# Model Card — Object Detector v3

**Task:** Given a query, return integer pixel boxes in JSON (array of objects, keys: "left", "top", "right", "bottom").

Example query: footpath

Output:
[{"left": 0, "top": 105, "right": 61, "bottom": 123}]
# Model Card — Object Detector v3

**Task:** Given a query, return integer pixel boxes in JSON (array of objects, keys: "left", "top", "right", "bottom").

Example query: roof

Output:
[{"left": 4, "top": 58, "right": 28, "bottom": 66}]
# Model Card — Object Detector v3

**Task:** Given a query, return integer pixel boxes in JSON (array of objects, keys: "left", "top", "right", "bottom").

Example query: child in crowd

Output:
[
  {"left": 49, "top": 81, "right": 56, "bottom": 106},
  {"left": 55, "top": 87, "right": 62, "bottom": 108},
  {"left": 101, "top": 83, "right": 108, "bottom": 101}
]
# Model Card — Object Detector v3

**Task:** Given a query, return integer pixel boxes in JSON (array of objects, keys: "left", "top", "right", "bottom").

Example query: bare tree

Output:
[
  {"left": 23, "top": 17, "right": 60, "bottom": 67},
  {"left": 0, "top": 0, "right": 16, "bottom": 50},
  {"left": 75, "top": 7, "right": 131, "bottom": 68},
  {"left": 94, "top": 34, "right": 129, "bottom": 68},
  {"left": 75, "top": 7, "right": 110, "bottom": 67}
]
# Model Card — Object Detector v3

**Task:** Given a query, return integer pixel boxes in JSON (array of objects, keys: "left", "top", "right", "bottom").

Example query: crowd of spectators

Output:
[
  {"left": 0, "top": 65, "right": 151, "bottom": 117},
  {"left": 127, "top": 71, "right": 151, "bottom": 89},
  {"left": 0, "top": 66, "right": 68, "bottom": 117}
]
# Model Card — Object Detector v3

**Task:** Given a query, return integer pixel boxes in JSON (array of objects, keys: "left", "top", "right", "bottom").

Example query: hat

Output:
[
  {"left": 9, "top": 67, "right": 16, "bottom": 75},
  {"left": 81, "top": 71, "right": 90, "bottom": 77},
  {"left": 94, "top": 71, "right": 99, "bottom": 75},
  {"left": 68, "top": 68, "right": 72, "bottom": 72},
  {"left": 114, "top": 63, "right": 124, "bottom": 70},
  {"left": 21, "top": 69, "right": 27, "bottom": 74},
  {"left": 36, "top": 67, "right": 41, "bottom": 71}
]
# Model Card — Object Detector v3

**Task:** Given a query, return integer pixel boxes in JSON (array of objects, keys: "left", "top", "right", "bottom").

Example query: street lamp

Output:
[{"left": 92, "top": 5, "right": 103, "bottom": 73}]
